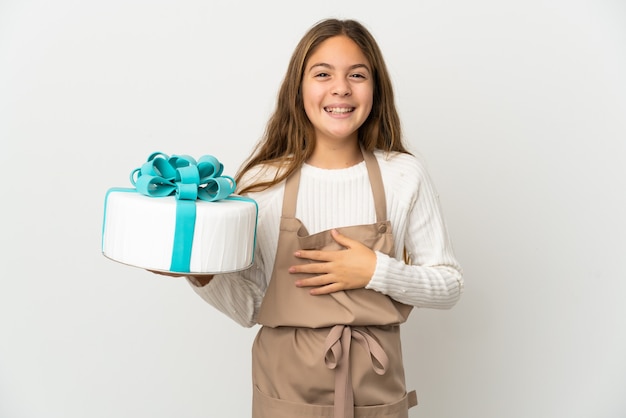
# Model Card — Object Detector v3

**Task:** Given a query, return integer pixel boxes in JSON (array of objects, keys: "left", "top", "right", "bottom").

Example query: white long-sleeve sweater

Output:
[{"left": 188, "top": 150, "right": 464, "bottom": 327}]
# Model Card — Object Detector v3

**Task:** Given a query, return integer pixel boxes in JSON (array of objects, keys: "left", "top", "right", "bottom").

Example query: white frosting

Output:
[{"left": 102, "top": 191, "right": 257, "bottom": 273}]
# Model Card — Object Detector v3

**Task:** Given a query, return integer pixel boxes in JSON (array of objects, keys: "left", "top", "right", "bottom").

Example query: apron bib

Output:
[{"left": 252, "top": 150, "right": 417, "bottom": 418}]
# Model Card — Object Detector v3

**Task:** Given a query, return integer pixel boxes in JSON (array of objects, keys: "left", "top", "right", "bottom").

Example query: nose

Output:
[{"left": 332, "top": 79, "right": 351, "bottom": 96}]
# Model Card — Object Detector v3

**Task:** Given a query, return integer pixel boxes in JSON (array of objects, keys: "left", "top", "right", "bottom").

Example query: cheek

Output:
[
  {"left": 301, "top": 89, "right": 314, "bottom": 115},
  {"left": 302, "top": 85, "right": 324, "bottom": 114},
  {"left": 353, "top": 82, "right": 373, "bottom": 105},
  {"left": 363, "top": 92, "right": 374, "bottom": 116},
  {"left": 358, "top": 94, "right": 373, "bottom": 118},
  {"left": 302, "top": 83, "right": 322, "bottom": 103}
]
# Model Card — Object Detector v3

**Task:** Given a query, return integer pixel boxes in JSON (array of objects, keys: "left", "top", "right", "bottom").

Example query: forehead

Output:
[{"left": 306, "top": 35, "right": 370, "bottom": 69}]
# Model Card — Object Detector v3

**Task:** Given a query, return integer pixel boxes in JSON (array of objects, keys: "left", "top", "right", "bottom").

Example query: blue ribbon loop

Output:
[{"left": 130, "top": 152, "right": 237, "bottom": 272}]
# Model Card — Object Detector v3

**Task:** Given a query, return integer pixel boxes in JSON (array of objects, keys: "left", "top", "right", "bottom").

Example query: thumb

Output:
[{"left": 330, "top": 229, "right": 358, "bottom": 248}]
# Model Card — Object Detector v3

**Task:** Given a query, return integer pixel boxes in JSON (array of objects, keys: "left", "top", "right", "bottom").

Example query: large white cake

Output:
[
  {"left": 102, "top": 190, "right": 257, "bottom": 274},
  {"left": 102, "top": 152, "right": 258, "bottom": 274}
]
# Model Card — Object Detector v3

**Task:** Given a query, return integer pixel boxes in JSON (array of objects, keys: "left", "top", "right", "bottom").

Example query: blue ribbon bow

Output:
[
  {"left": 130, "top": 152, "right": 237, "bottom": 272},
  {"left": 130, "top": 152, "right": 236, "bottom": 202}
]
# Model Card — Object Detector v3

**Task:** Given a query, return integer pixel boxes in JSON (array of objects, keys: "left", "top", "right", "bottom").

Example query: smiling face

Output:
[{"left": 301, "top": 35, "right": 374, "bottom": 150}]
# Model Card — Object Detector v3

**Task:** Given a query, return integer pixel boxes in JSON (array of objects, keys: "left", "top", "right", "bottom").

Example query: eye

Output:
[
  {"left": 314, "top": 72, "right": 330, "bottom": 79},
  {"left": 349, "top": 72, "right": 368, "bottom": 80}
]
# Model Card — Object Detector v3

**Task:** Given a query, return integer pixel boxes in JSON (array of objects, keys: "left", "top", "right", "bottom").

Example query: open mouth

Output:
[{"left": 324, "top": 107, "right": 354, "bottom": 114}]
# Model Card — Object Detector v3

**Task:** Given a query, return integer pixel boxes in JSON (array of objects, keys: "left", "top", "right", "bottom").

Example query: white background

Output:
[{"left": 1, "top": 1, "right": 625, "bottom": 417}]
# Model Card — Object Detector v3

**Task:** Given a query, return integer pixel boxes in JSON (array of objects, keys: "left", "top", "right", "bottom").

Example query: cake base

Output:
[{"left": 102, "top": 189, "right": 257, "bottom": 274}]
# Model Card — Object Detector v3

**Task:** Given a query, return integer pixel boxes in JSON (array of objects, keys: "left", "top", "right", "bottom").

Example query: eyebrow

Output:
[{"left": 307, "top": 62, "right": 371, "bottom": 73}]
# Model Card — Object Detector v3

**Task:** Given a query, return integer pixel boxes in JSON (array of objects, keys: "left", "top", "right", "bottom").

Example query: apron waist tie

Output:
[{"left": 324, "top": 325, "right": 389, "bottom": 418}]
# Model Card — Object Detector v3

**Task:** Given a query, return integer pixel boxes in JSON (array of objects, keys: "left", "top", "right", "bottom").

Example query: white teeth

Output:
[{"left": 326, "top": 107, "right": 353, "bottom": 114}]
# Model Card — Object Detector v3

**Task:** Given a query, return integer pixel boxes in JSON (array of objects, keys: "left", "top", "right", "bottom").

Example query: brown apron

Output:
[{"left": 252, "top": 150, "right": 418, "bottom": 418}]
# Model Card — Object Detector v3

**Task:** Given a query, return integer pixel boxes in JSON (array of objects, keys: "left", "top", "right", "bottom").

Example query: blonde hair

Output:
[{"left": 236, "top": 18, "right": 409, "bottom": 194}]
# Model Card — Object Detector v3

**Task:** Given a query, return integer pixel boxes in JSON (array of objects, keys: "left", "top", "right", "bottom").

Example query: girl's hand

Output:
[
  {"left": 147, "top": 270, "right": 186, "bottom": 277},
  {"left": 147, "top": 270, "right": 214, "bottom": 286},
  {"left": 289, "top": 229, "right": 376, "bottom": 295}
]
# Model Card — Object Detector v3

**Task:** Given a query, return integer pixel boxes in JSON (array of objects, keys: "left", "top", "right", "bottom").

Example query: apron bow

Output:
[{"left": 324, "top": 325, "right": 390, "bottom": 418}]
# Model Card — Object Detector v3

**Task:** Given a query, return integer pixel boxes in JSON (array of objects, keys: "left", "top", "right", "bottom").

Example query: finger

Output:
[
  {"left": 330, "top": 229, "right": 359, "bottom": 248},
  {"left": 289, "top": 262, "right": 332, "bottom": 275},
  {"left": 293, "top": 250, "right": 335, "bottom": 262},
  {"left": 295, "top": 275, "right": 345, "bottom": 295},
  {"left": 294, "top": 274, "right": 334, "bottom": 288},
  {"left": 309, "top": 282, "right": 345, "bottom": 296},
  {"left": 147, "top": 269, "right": 184, "bottom": 277}
]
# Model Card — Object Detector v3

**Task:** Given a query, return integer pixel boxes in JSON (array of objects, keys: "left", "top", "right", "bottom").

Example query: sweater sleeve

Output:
[
  {"left": 184, "top": 165, "right": 275, "bottom": 327},
  {"left": 186, "top": 244, "right": 267, "bottom": 327},
  {"left": 366, "top": 156, "right": 464, "bottom": 309}
]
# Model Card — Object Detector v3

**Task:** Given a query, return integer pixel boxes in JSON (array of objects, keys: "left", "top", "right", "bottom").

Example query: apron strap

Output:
[
  {"left": 282, "top": 165, "right": 301, "bottom": 219},
  {"left": 324, "top": 325, "right": 390, "bottom": 418},
  {"left": 361, "top": 148, "right": 387, "bottom": 223},
  {"left": 282, "top": 147, "right": 388, "bottom": 222}
]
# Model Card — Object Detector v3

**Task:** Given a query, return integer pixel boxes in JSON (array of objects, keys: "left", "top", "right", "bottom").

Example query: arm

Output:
[
  {"left": 150, "top": 270, "right": 214, "bottom": 286},
  {"left": 187, "top": 275, "right": 214, "bottom": 287},
  {"left": 288, "top": 153, "right": 463, "bottom": 307},
  {"left": 368, "top": 253, "right": 462, "bottom": 309},
  {"left": 290, "top": 154, "right": 463, "bottom": 308},
  {"left": 290, "top": 224, "right": 462, "bottom": 309},
  {"left": 367, "top": 161, "right": 463, "bottom": 309},
  {"left": 186, "top": 245, "right": 267, "bottom": 327},
  {"left": 185, "top": 166, "right": 277, "bottom": 327}
]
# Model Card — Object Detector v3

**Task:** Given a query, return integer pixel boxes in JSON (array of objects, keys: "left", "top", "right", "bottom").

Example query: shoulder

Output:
[
  {"left": 373, "top": 149, "right": 432, "bottom": 187},
  {"left": 237, "top": 163, "right": 287, "bottom": 193},
  {"left": 236, "top": 163, "right": 286, "bottom": 208}
]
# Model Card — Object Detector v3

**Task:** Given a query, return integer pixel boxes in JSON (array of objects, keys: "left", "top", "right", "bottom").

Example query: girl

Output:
[{"left": 183, "top": 18, "right": 463, "bottom": 418}]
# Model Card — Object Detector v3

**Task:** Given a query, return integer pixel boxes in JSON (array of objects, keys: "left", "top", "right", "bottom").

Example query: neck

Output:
[{"left": 307, "top": 140, "right": 363, "bottom": 169}]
